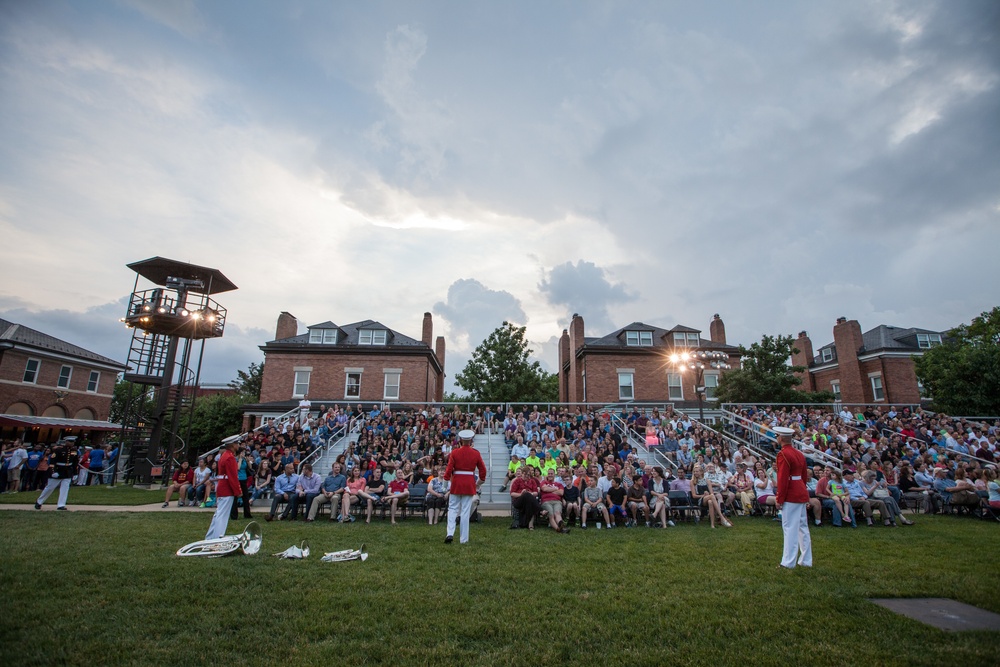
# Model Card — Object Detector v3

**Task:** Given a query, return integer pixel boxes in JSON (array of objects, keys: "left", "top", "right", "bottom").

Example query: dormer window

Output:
[
  {"left": 821, "top": 348, "right": 834, "bottom": 363},
  {"left": 359, "top": 329, "right": 387, "bottom": 345},
  {"left": 626, "top": 331, "right": 653, "bottom": 346},
  {"left": 673, "top": 332, "right": 699, "bottom": 348},
  {"left": 309, "top": 329, "right": 338, "bottom": 344},
  {"left": 916, "top": 333, "right": 941, "bottom": 349}
]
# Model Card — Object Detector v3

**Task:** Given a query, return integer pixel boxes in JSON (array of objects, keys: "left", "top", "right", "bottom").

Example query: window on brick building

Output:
[
  {"left": 309, "top": 329, "right": 338, "bottom": 344},
  {"left": 870, "top": 375, "right": 884, "bottom": 401},
  {"left": 293, "top": 370, "right": 311, "bottom": 398},
  {"left": 673, "top": 332, "right": 699, "bottom": 348},
  {"left": 23, "top": 358, "right": 40, "bottom": 383},
  {"left": 667, "top": 373, "right": 683, "bottom": 400},
  {"left": 58, "top": 365, "right": 73, "bottom": 388},
  {"left": 704, "top": 373, "right": 719, "bottom": 400},
  {"left": 626, "top": 331, "right": 653, "bottom": 346},
  {"left": 345, "top": 372, "right": 362, "bottom": 398},
  {"left": 618, "top": 373, "right": 634, "bottom": 400},
  {"left": 359, "top": 329, "right": 387, "bottom": 345},
  {"left": 383, "top": 372, "right": 400, "bottom": 400},
  {"left": 916, "top": 333, "right": 941, "bottom": 349},
  {"left": 830, "top": 381, "right": 841, "bottom": 401},
  {"left": 821, "top": 348, "right": 834, "bottom": 363},
  {"left": 87, "top": 370, "right": 101, "bottom": 393}
]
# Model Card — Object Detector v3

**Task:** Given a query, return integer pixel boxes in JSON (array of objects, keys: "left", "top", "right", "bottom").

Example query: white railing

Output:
[
  {"left": 609, "top": 413, "right": 678, "bottom": 471},
  {"left": 719, "top": 408, "right": 844, "bottom": 469}
]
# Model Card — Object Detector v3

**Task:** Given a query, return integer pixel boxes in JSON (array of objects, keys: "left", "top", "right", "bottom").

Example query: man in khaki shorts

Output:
[{"left": 7, "top": 440, "right": 28, "bottom": 493}]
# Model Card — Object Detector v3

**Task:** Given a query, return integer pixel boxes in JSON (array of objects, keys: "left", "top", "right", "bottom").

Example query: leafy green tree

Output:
[
  {"left": 179, "top": 392, "right": 246, "bottom": 456},
  {"left": 109, "top": 376, "right": 156, "bottom": 426},
  {"left": 454, "top": 322, "right": 559, "bottom": 402},
  {"left": 914, "top": 306, "right": 1000, "bottom": 415},
  {"left": 229, "top": 361, "right": 263, "bottom": 401},
  {"left": 715, "top": 334, "right": 833, "bottom": 404}
]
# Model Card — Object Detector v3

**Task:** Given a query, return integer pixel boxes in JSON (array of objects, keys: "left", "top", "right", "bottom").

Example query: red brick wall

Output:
[
  {"left": 0, "top": 349, "right": 114, "bottom": 420},
  {"left": 260, "top": 351, "right": 442, "bottom": 403},
  {"left": 578, "top": 350, "right": 740, "bottom": 403},
  {"left": 833, "top": 319, "right": 865, "bottom": 404},
  {"left": 882, "top": 357, "right": 921, "bottom": 404},
  {"left": 791, "top": 332, "right": 815, "bottom": 392}
]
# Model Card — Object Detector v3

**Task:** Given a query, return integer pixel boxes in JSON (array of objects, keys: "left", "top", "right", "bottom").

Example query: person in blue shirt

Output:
[
  {"left": 87, "top": 445, "right": 105, "bottom": 485},
  {"left": 265, "top": 463, "right": 299, "bottom": 521},
  {"left": 25, "top": 444, "right": 45, "bottom": 491}
]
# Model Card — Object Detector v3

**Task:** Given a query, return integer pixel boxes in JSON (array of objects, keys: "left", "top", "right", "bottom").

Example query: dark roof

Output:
[
  {"left": 810, "top": 324, "right": 944, "bottom": 364},
  {"left": 580, "top": 322, "right": 738, "bottom": 352},
  {"left": 263, "top": 319, "right": 426, "bottom": 349},
  {"left": 0, "top": 318, "right": 126, "bottom": 368},
  {"left": 127, "top": 257, "right": 237, "bottom": 295}
]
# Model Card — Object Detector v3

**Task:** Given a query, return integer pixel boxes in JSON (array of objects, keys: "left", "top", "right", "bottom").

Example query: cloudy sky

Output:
[{"left": 1, "top": 0, "right": 997, "bottom": 392}]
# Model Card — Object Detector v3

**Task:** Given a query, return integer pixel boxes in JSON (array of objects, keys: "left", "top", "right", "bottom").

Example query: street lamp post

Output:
[{"left": 669, "top": 350, "right": 732, "bottom": 422}]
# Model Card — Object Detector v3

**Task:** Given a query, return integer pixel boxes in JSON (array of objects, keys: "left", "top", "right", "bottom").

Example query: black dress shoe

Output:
[{"left": 444, "top": 535, "right": 454, "bottom": 544}]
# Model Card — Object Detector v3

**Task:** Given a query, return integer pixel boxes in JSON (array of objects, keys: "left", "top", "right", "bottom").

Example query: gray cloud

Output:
[
  {"left": 539, "top": 261, "right": 635, "bottom": 334},
  {"left": 433, "top": 279, "right": 526, "bottom": 352}
]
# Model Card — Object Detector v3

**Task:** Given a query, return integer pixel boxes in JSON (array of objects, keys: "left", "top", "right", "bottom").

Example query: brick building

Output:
[
  {"left": 0, "top": 317, "right": 126, "bottom": 444},
  {"left": 791, "top": 317, "right": 941, "bottom": 405},
  {"left": 558, "top": 313, "right": 741, "bottom": 405},
  {"left": 243, "top": 312, "right": 445, "bottom": 427}
]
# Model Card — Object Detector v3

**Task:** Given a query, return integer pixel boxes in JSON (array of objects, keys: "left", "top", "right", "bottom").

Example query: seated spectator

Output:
[
  {"left": 580, "top": 476, "right": 610, "bottom": 529},
  {"left": 265, "top": 463, "right": 298, "bottom": 522},
  {"left": 509, "top": 465, "right": 540, "bottom": 529},
  {"left": 897, "top": 464, "right": 939, "bottom": 514},
  {"left": 986, "top": 468, "right": 1000, "bottom": 510},
  {"left": 860, "top": 470, "right": 913, "bottom": 525},
  {"left": 425, "top": 466, "right": 449, "bottom": 525},
  {"left": 803, "top": 468, "right": 824, "bottom": 526},
  {"left": 626, "top": 474, "right": 649, "bottom": 527},
  {"left": 384, "top": 470, "right": 410, "bottom": 525},
  {"left": 560, "top": 471, "right": 580, "bottom": 527},
  {"left": 539, "top": 469, "right": 570, "bottom": 533},
  {"left": 933, "top": 468, "right": 980, "bottom": 512},
  {"left": 189, "top": 458, "right": 214, "bottom": 507},
  {"left": 500, "top": 454, "right": 522, "bottom": 492},
  {"left": 288, "top": 463, "right": 321, "bottom": 521},
  {"left": 731, "top": 463, "right": 755, "bottom": 516},
  {"left": 706, "top": 462, "right": 736, "bottom": 515},
  {"left": 646, "top": 466, "right": 674, "bottom": 528},
  {"left": 843, "top": 470, "right": 893, "bottom": 526},
  {"left": 306, "top": 462, "right": 346, "bottom": 522},
  {"left": 606, "top": 477, "right": 628, "bottom": 528},
  {"left": 753, "top": 467, "right": 777, "bottom": 516},
  {"left": 340, "top": 466, "right": 366, "bottom": 522},
  {"left": 816, "top": 466, "right": 854, "bottom": 527},
  {"left": 359, "top": 466, "right": 386, "bottom": 523},
  {"left": 162, "top": 460, "right": 194, "bottom": 508},
  {"left": 692, "top": 464, "right": 731, "bottom": 528}
]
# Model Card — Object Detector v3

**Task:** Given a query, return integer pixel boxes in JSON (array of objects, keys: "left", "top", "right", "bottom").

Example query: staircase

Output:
[{"left": 475, "top": 428, "right": 513, "bottom": 509}]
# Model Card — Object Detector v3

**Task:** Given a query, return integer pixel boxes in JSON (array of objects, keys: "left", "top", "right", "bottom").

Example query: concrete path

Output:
[{"left": 1, "top": 502, "right": 513, "bottom": 517}]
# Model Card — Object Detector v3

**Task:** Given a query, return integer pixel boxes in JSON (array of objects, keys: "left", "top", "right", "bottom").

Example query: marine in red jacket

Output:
[
  {"left": 443, "top": 430, "right": 487, "bottom": 544},
  {"left": 774, "top": 427, "right": 813, "bottom": 569},
  {"left": 204, "top": 440, "right": 243, "bottom": 540}
]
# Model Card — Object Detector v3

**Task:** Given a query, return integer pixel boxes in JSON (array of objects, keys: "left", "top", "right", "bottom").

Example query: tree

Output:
[
  {"left": 454, "top": 322, "right": 559, "bottom": 402},
  {"left": 715, "top": 334, "right": 833, "bottom": 404},
  {"left": 914, "top": 306, "right": 1000, "bottom": 415},
  {"left": 229, "top": 361, "right": 263, "bottom": 401},
  {"left": 178, "top": 392, "right": 246, "bottom": 455},
  {"left": 109, "top": 376, "right": 156, "bottom": 426}
]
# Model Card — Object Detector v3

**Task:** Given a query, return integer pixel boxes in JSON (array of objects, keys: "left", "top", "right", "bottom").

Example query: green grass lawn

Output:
[
  {"left": 0, "top": 512, "right": 997, "bottom": 666},
  {"left": 0, "top": 484, "right": 164, "bottom": 506}
]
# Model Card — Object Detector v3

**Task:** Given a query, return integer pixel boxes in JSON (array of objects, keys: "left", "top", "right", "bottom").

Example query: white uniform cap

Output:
[
  {"left": 458, "top": 429, "right": 475, "bottom": 440},
  {"left": 773, "top": 427, "right": 795, "bottom": 436}
]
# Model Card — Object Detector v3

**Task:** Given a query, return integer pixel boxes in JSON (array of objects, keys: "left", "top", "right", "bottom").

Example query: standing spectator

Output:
[
  {"left": 7, "top": 440, "right": 28, "bottom": 493},
  {"left": 76, "top": 446, "right": 90, "bottom": 486},
  {"left": 230, "top": 446, "right": 253, "bottom": 520},
  {"left": 88, "top": 444, "right": 105, "bottom": 485}
]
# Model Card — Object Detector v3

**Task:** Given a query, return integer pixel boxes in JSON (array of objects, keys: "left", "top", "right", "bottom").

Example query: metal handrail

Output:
[
  {"left": 718, "top": 408, "right": 843, "bottom": 469},
  {"left": 609, "top": 413, "right": 677, "bottom": 471}
]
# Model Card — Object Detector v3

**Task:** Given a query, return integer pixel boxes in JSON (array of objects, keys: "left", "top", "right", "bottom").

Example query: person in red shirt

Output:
[
  {"left": 443, "top": 430, "right": 487, "bottom": 544},
  {"left": 205, "top": 440, "right": 243, "bottom": 540},
  {"left": 774, "top": 427, "right": 812, "bottom": 569},
  {"left": 162, "top": 460, "right": 195, "bottom": 508}
]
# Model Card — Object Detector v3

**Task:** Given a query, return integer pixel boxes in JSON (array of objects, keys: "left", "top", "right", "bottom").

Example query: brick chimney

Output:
[
  {"left": 275, "top": 312, "right": 298, "bottom": 341},
  {"left": 558, "top": 329, "right": 570, "bottom": 402},
  {"left": 709, "top": 313, "right": 727, "bottom": 345},
  {"left": 833, "top": 317, "right": 865, "bottom": 403},
  {"left": 568, "top": 314, "right": 585, "bottom": 402},
  {"left": 791, "top": 331, "right": 815, "bottom": 392},
  {"left": 435, "top": 336, "right": 446, "bottom": 402},
  {"left": 421, "top": 312, "right": 433, "bottom": 347}
]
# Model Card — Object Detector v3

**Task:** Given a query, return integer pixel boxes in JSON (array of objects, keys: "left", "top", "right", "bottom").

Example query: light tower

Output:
[{"left": 119, "top": 257, "right": 236, "bottom": 485}]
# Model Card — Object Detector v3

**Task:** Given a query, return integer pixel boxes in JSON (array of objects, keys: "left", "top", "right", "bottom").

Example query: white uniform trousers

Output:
[
  {"left": 205, "top": 496, "right": 235, "bottom": 540},
  {"left": 780, "top": 501, "right": 813, "bottom": 568},
  {"left": 447, "top": 494, "right": 474, "bottom": 544},
  {"left": 37, "top": 477, "right": 71, "bottom": 508}
]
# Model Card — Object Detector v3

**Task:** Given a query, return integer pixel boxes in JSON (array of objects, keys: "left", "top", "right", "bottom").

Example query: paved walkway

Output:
[{"left": 2, "top": 502, "right": 513, "bottom": 517}]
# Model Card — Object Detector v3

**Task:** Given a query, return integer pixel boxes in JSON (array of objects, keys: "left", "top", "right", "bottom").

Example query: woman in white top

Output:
[{"left": 754, "top": 468, "right": 776, "bottom": 514}]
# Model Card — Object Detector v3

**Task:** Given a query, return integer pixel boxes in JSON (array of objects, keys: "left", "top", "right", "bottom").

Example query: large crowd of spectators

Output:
[{"left": 1, "top": 438, "right": 119, "bottom": 493}]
